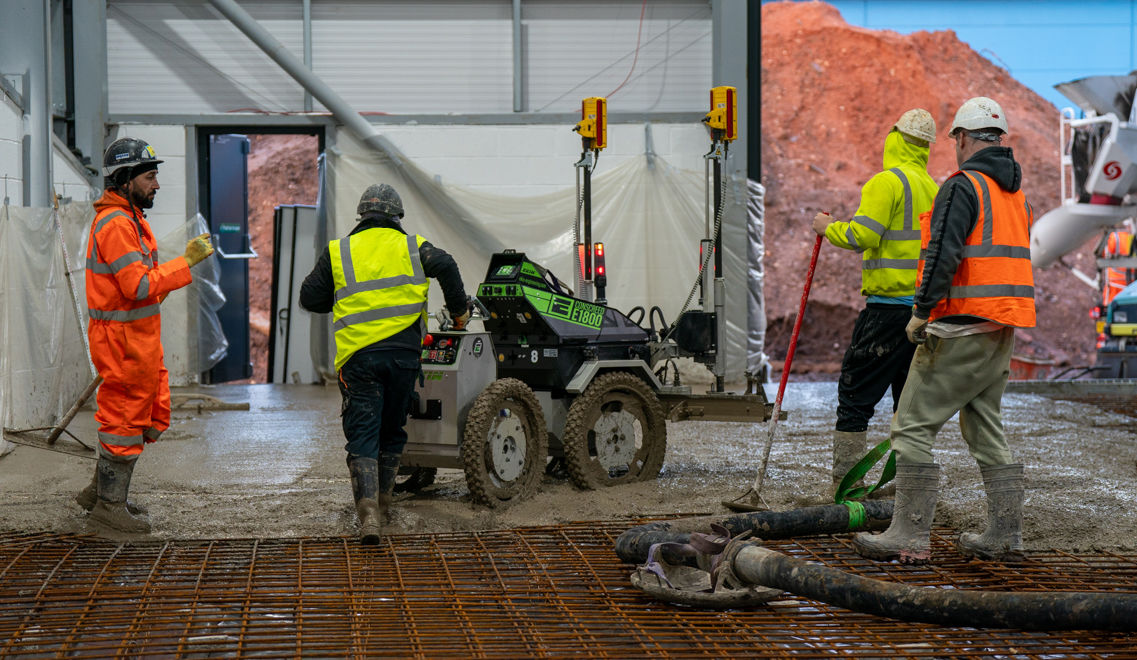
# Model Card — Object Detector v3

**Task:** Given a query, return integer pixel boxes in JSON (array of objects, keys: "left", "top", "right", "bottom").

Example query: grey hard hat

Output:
[{"left": 357, "top": 183, "right": 404, "bottom": 218}]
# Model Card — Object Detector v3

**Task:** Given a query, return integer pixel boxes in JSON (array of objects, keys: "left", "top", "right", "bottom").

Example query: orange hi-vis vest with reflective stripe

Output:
[{"left": 917, "top": 170, "right": 1036, "bottom": 327}]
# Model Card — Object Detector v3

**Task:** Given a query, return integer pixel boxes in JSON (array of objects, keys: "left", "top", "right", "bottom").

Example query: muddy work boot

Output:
[
  {"left": 376, "top": 452, "right": 401, "bottom": 521},
  {"left": 957, "top": 463, "right": 1025, "bottom": 562},
  {"left": 348, "top": 456, "right": 381, "bottom": 545},
  {"left": 88, "top": 457, "right": 151, "bottom": 535},
  {"left": 853, "top": 462, "right": 939, "bottom": 564},
  {"left": 76, "top": 468, "right": 149, "bottom": 516},
  {"left": 831, "top": 430, "right": 868, "bottom": 499}
]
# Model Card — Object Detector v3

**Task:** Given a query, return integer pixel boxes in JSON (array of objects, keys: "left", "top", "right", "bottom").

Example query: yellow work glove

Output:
[
  {"left": 451, "top": 310, "right": 471, "bottom": 331},
  {"left": 184, "top": 233, "right": 214, "bottom": 268}
]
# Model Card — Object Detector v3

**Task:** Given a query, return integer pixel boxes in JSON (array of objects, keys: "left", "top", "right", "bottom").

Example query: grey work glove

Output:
[{"left": 905, "top": 314, "right": 928, "bottom": 345}]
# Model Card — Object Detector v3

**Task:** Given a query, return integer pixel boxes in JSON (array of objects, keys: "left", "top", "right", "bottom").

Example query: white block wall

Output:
[{"left": 0, "top": 90, "right": 97, "bottom": 204}]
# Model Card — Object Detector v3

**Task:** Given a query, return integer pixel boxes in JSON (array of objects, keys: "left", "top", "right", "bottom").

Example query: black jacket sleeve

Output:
[
  {"left": 299, "top": 246, "right": 334, "bottom": 313},
  {"left": 420, "top": 241, "right": 468, "bottom": 314},
  {"left": 913, "top": 175, "right": 979, "bottom": 320}
]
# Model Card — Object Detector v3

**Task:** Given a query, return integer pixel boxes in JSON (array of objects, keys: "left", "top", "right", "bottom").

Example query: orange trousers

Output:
[{"left": 89, "top": 317, "right": 170, "bottom": 461}]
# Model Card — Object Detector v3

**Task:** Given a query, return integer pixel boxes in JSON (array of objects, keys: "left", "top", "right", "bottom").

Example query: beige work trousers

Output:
[{"left": 890, "top": 326, "right": 1017, "bottom": 467}]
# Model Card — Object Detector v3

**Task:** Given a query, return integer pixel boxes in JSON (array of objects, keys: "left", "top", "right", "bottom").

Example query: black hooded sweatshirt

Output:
[
  {"left": 299, "top": 212, "right": 468, "bottom": 354},
  {"left": 913, "top": 146, "right": 1032, "bottom": 323}
]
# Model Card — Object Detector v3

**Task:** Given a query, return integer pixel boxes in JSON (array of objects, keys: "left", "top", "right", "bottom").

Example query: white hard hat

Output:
[
  {"left": 893, "top": 108, "right": 936, "bottom": 144},
  {"left": 950, "top": 97, "right": 1008, "bottom": 136}
]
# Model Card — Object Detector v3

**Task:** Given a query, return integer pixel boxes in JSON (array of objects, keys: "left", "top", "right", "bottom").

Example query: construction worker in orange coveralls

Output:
[{"left": 76, "top": 137, "right": 216, "bottom": 534}]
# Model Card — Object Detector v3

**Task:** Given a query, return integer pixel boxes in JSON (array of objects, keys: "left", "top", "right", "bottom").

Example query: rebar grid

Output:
[{"left": 0, "top": 524, "right": 1134, "bottom": 658}]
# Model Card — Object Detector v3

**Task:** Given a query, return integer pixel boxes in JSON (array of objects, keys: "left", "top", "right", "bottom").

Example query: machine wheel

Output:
[
  {"left": 394, "top": 467, "right": 437, "bottom": 494},
  {"left": 563, "top": 371, "right": 667, "bottom": 489},
  {"left": 461, "top": 378, "right": 549, "bottom": 507}
]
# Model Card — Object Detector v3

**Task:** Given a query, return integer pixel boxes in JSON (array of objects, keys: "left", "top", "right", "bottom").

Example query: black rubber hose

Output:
[
  {"left": 614, "top": 502, "right": 892, "bottom": 565},
  {"left": 728, "top": 544, "right": 1137, "bottom": 632}
]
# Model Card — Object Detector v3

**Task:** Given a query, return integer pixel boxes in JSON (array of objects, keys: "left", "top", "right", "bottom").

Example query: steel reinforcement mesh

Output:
[{"left": 1, "top": 522, "right": 1135, "bottom": 658}]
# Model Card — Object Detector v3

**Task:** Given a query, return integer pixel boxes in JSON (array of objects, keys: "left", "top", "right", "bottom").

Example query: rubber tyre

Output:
[
  {"left": 461, "top": 378, "right": 549, "bottom": 507},
  {"left": 393, "top": 467, "right": 437, "bottom": 494},
  {"left": 563, "top": 371, "right": 667, "bottom": 489}
]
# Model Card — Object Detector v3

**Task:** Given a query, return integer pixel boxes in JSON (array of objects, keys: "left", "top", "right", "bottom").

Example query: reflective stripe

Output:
[
  {"left": 863, "top": 258, "right": 919, "bottom": 271},
  {"left": 852, "top": 214, "right": 886, "bottom": 236},
  {"left": 94, "top": 210, "right": 131, "bottom": 235},
  {"left": 98, "top": 430, "right": 145, "bottom": 447},
  {"left": 333, "top": 301, "right": 427, "bottom": 332},
  {"left": 135, "top": 275, "right": 151, "bottom": 300},
  {"left": 960, "top": 245, "right": 1031, "bottom": 259},
  {"left": 335, "top": 234, "right": 426, "bottom": 301},
  {"left": 882, "top": 228, "right": 922, "bottom": 241},
  {"left": 948, "top": 284, "right": 1034, "bottom": 299},
  {"left": 143, "top": 427, "right": 162, "bottom": 441},
  {"left": 844, "top": 226, "right": 860, "bottom": 249},
  {"left": 88, "top": 303, "right": 161, "bottom": 322},
  {"left": 88, "top": 250, "right": 145, "bottom": 275},
  {"left": 964, "top": 170, "right": 995, "bottom": 245},
  {"left": 888, "top": 167, "right": 914, "bottom": 230}
]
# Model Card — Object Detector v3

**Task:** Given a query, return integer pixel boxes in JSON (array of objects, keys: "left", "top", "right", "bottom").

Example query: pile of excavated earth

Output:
[{"left": 760, "top": 0, "right": 1099, "bottom": 374}]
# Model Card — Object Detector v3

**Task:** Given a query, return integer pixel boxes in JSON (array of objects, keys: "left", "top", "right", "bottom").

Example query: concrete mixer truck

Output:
[{"left": 1030, "top": 72, "right": 1137, "bottom": 377}]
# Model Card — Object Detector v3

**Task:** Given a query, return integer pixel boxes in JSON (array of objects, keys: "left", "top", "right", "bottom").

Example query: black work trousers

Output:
[
  {"left": 836, "top": 303, "right": 916, "bottom": 433},
  {"left": 337, "top": 348, "right": 421, "bottom": 459}
]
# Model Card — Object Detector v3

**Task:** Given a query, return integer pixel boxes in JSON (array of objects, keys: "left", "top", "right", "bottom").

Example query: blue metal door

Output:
[{"left": 207, "top": 134, "right": 255, "bottom": 382}]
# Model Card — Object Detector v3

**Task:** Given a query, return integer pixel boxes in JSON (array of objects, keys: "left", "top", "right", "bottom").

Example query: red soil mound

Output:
[{"left": 761, "top": 1, "right": 1098, "bottom": 373}]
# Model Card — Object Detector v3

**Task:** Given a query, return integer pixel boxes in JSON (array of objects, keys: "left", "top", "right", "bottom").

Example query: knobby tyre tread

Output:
[
  {"left": 563, "top": 371, "right": 667, "bottom": 490},
  {"left": 461, "top": 378, "right": 548, "bottom": 507}
]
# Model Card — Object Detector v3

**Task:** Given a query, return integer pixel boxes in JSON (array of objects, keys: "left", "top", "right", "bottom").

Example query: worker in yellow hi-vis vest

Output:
[{"left": 301, "top": 184, "right": 469, "bottom": 545}]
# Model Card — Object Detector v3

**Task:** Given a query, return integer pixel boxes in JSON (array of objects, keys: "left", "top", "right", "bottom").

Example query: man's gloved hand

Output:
[
  {"left": 184, "top": 233, "right": 214, "bottom": 268},
  {"left": 905, "top": 314, "right": 928, "bottom": 344},
  {"left": 811, "top": 212, "right": 831, "bottom": 237},
  {"left": 451, "top": 310, "right": 471, "bottom": 331}
]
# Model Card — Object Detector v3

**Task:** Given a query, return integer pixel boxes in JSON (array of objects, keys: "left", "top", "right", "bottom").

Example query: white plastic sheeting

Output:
[
  {"left": 0, "top": 202, "right": 93, "bottom": 455},
  {"left": 746, "top": 179, "right": 770, "bottom": 384},
  {"left": 327, "top": 130, "right": 753, "bottom": 361},
  {"left": 0, "top": 204, "right": 229, "bottom": 458}
]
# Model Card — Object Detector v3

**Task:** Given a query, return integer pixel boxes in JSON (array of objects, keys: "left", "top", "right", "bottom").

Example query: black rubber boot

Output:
[
  {"left": 76, "top": 467, "right": 148, "bottom": 516},
  {"left": 957, "top": 463, "right": 1025, "bottom": 562},
  {"left": 348, "top": 456, "right": 381, "bottom": 545},
  {"left": 852, "top": 462, "right": 939, "bottom": 564},
  {"left": 377, "top": 452, "right": 401, "bottom": 521},
  {"left": 88, "top": 457, "right": 151, "bottom": 534}
]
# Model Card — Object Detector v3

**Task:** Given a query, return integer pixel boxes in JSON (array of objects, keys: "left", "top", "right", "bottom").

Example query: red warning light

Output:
[
  {"left": 423, "top": 333, "right": 434, "bottom": 346},
  {"left": 594, "top": 242, "right": 606, "bottom": 277}
]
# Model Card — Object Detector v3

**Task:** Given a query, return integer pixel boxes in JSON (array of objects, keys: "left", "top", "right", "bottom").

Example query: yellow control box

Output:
[
  {"left": 704, "top": 86, "right": 737, "bottom": 141},
  {"left": 575, "top": 97, "right": 607, "bottom": 149}
]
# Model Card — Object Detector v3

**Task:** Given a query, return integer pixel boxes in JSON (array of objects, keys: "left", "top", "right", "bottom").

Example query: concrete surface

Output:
[{"left": 1, "top": 381, "right": 1134, "bottom": 553}]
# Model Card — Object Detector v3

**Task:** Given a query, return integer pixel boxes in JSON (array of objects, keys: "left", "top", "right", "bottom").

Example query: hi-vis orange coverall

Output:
[{"left": 86, "top": 189, "right": 192, "bottom": 461}]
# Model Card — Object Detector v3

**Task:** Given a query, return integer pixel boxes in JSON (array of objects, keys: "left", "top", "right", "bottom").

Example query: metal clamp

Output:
[{"left": 212, "top": 233, "right": 259, "bottom": 259}]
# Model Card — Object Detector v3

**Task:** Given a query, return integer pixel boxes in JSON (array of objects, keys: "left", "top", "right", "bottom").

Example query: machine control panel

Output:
[{"left": 421, "top": 334, "right": 463, "bottom": 365}]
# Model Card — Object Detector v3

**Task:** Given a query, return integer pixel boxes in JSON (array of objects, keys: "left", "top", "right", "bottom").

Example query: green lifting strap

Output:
[{"left": 834, "top": 438, "right": 896, "bottom": 505}]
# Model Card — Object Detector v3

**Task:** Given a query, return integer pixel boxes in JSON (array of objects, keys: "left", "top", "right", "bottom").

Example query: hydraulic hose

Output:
[
  {"left": 615, "top": 502, "right": 893, "bottom": 565},
  {"left": 725, "top": 543, "right": 1137, "bottom": 632}
]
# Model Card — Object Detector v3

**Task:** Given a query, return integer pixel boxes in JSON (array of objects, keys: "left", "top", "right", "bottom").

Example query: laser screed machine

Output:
[{"left": 401, "top": 88, "right": 772, "bottom": 507}]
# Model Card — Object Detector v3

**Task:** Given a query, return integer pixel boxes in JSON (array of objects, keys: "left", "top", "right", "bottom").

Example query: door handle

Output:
[{"left": 212, "top": 233, "right": 259, "bottom": 259}]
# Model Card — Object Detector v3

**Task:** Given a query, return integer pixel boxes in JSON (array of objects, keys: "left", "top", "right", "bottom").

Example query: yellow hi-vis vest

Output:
[{"left": 330, "top": 227, "right": 428, "bottom": 370}]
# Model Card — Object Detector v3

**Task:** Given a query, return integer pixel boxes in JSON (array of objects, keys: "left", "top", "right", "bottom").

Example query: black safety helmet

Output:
[
  {"left": 357, "top": 183, "right": 404, "bottom": 219},
  {"left": 103, "top": 137, "right": 163, "bottom": 188}
]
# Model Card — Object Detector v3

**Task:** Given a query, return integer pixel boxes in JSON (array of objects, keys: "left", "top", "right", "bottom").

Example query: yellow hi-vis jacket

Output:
[
  {"left": 330, "top": 227, "right": 428, "bottom": 370},
  {"left": 824, "top": 130, "right": 939, "bottom": 297}
]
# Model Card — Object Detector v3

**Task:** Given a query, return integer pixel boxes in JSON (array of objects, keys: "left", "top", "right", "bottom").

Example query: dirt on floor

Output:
[{"left": 1, "top": 383, "right": 1133, "bottom": 555}]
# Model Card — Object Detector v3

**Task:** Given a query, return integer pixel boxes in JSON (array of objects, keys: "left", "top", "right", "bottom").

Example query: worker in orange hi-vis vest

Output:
[
  {"left": 76, "top": 137, "right": 215, "bottom": 535},
  {"left": 1101, "top": 228, "right": 1135, "bottom": 306},
  {"left": 853, "top": 97, "right": 1035, "bottom": 566}
]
